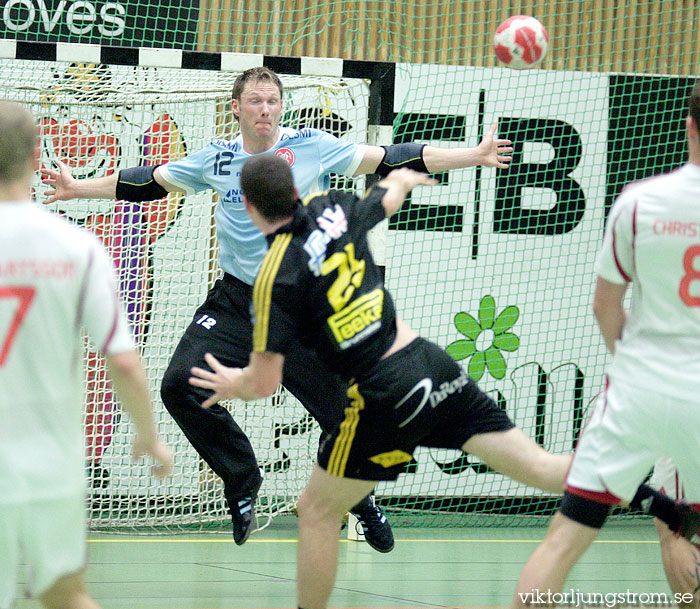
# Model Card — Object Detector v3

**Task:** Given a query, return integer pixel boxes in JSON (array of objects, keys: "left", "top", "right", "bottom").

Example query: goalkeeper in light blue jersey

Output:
[
  {"left": 158, "top": 126, "right": 366, "bottom": 284},
  {"left": 42, "top": 66, "right": 513, "bottom": 550}
]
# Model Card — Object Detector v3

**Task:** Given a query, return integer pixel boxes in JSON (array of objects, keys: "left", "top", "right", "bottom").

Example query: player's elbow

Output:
[
  {"left": 592, "top": 295, "right": 617, "bottom": 328},
  {"left": 591, "top": 297, "right": 604, "bottom": 323},
  {"left": 105, "top": 350, "right": 142, "bottom": 380}
]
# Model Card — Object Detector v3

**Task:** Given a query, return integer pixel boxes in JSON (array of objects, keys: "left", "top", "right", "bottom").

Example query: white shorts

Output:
[
  {"left": 566, "top": 377, "right": 700, "bottom": 504},
  {"left": 0, "top": 494, "right": 87, "bottom": 608},
  {"left": 650, "top": 456, "right": 685, "bottom": 501}
]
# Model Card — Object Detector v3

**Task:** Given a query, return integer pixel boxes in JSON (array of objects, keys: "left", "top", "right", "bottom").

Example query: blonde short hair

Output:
[{"left": 0, "top": 100, "right": 37, "bottom": 183}]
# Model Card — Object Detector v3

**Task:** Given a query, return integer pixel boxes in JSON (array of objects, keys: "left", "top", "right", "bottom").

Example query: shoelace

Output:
[{"left": 357, "top": 505, "right": 385, "bottom": 527}]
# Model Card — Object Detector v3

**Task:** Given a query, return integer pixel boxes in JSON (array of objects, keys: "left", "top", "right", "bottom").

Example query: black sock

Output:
[{"left": 630, "top": 484, "right": 680, "bottom": 531}]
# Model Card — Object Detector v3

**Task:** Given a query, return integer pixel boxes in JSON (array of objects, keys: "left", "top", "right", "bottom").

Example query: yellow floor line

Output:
[{"left": 86, "top": 537, "right": 658, "bottom": 544}]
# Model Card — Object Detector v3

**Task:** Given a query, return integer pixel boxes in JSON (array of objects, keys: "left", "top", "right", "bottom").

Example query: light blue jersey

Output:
[{"left": 159, "top": 127, "right": 366, "bottom": 284}]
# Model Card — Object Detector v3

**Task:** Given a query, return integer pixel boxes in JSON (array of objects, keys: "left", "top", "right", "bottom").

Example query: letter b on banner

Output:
[{"left": 494, "top": 117, "right": 585, "bottom": 235}]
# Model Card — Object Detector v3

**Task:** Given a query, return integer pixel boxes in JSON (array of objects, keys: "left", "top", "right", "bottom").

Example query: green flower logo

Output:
[{"left": 446, "top": 295, "right": 520, "bottom": 381}]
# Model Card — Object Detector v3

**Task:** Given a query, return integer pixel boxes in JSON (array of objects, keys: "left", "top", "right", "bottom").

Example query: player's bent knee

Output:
[
  {"left": 297, "top": 490, "right": 327, "bottom": 519},
  {"left": 160, "top": 363, "right": 192, "bottom": 411},
  {"left": 297, "top": 489, "right": 346, "bottom": 527},
  {"left": 297, "top": 492, "right": 327, "bottom": 528},
  {"left": 560, "top": 490, "right": 611, "bottom": 529}
]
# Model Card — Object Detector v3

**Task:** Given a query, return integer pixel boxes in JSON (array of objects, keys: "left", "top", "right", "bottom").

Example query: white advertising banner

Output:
[{"left": 379, "top": 64, "right": 610, "bottom": 497}]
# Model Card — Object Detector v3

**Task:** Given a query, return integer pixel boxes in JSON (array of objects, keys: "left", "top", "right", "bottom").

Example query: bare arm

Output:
[
  {"left": 353, "top": 121, "right": 513, "bottom": 175},
  {"left": 592, "top": 276, "right": 628, "bottom": 354},
  {"left": 375, "top": 168, "right": 438, "bottom": 217},
  {"left": 189, "top": 351, "right": 284, "bottom": 407},
  {"left": 104, "top": 350, "right": 173, "bottom": 477},
  {"left": 42, "top": 161, "right": 183, "bottom": 203}
]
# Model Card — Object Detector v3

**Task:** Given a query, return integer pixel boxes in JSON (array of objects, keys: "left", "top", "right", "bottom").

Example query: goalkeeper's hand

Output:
[
  {"left": 478, "top": 121, "right": 513, "bottom": 169},
  {"left": 41, "top": 159, "right": 79, "bottom": 203}
]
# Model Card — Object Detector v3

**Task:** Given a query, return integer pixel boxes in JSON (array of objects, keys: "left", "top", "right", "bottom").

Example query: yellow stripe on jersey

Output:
[
  {"left": 301, "top": 191, "right": 329, "bottom": 207},
  {"left": 252, "top": 232, "right": 293, "bottom": 352},
  {"left": 327, "top": 383, "right": 365, "bottom": 477}
]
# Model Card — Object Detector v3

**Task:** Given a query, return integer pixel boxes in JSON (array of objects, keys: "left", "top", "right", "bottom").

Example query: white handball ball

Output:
[{"left": 494, "top": 15, "right": 549, "bottom": 69}]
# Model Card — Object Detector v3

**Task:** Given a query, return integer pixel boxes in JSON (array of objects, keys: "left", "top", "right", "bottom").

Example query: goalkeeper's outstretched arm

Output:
[
  {"left": 42, "top": 160, "right": 183, "bottom": 203},
  {"left": 353, "top": 121, "right": 512, "bottom": 176}
]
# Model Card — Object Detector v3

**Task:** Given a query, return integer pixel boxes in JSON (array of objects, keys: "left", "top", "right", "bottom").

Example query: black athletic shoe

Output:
[
  {"left": 228, "top": 479, "right": 262, "bottom": 546},
  {"left": 677, "top": 503, "right": 700, "bottom": 546},
  {"left": 350, "top": 494, "right": 395, "bottom": 553}
]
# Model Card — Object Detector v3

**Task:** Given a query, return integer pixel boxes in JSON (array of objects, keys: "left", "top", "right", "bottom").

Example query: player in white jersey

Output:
[
  {"left": 42, "top": 65, "right": 513, "bottom": 548},
  {"left": 0, "top": 100, "right": 172, "bottom": 609},
  {"left": 511, "top": 81, "right": 700, "bottom": 608}
]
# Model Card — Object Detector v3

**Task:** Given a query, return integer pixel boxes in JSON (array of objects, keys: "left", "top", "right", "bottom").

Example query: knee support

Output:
[{"left": 559, "top": 490, "right": 611, "bottom": 529}]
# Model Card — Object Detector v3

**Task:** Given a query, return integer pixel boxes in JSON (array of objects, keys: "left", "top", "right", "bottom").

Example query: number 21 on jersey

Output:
[{"left": 321, "top": 242, "right": 365, "bottom": 312}]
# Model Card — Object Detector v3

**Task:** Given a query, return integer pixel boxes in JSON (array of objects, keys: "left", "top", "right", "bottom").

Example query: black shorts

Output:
[
  {"left": 317, "top": 337, "right": 515, "bottom": 481},
  {"left": 171, "top": 272, "right": 348, "bottom": 432}
]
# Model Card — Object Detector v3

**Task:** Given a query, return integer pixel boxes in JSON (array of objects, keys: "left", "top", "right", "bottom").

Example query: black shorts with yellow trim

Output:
[{"left": 317, "top": 337, "right": 515, "bottom": 481}]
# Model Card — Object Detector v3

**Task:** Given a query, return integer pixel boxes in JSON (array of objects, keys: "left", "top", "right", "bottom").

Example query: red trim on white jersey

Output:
[
  {"left": 611, "top": 210, "right": 632, "bottom": 282},
  {"left": 565, "top": 484, "right": 622, "bottom": 506},
  {"left": 630, "top": 200, "right": 638, "bottom": 278},
  {"left": 100, "top": 292, "right": 119, "bottom": 354}
]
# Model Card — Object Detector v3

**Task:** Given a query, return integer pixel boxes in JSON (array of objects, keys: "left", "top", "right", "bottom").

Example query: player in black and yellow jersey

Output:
[{"left": 188, "top": 154, "right": 700, "bottom": 609}]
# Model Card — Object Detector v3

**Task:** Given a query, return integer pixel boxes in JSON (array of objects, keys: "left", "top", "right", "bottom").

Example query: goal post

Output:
[{"left": 1, "top": 43, "right": 382, "bottom": 532}]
